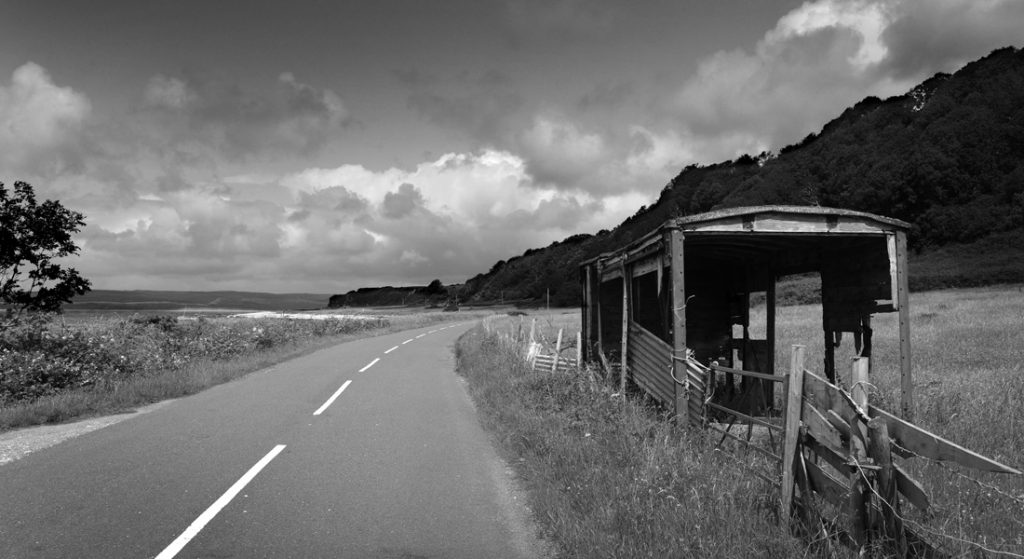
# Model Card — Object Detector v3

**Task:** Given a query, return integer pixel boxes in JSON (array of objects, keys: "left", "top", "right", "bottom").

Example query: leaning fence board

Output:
[
  {"left": 893, "top": 463, "right": 930, "bottom": 511},
  {"left": 803, "top": 370, "right": 866, "bottom": 427},
  {"left": 802, "top": 402, "right": 845, "bottom": 454},
  {"left": 711, "top": 364, "right": 784, "bottom": 383},
  {"left": 804, "top": 457, "right": 849, "bottom": 508},
  {"left": 869, "top": 406, "right": 1022, "bottom": 474}
]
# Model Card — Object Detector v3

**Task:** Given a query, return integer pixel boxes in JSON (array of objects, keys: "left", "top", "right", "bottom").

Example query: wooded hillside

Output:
[{"left": 453, "top": 47, "right": 1024, "bottom": 306}]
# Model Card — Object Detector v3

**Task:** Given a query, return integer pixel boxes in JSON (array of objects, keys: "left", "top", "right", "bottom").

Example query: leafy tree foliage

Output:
[{"left": 1, "top": 181, "right": 91, "bottom": 321}]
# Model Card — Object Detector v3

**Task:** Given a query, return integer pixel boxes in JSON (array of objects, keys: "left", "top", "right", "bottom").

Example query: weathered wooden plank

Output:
[
  {"left": 869, "top": 406, "right": 1021, "bottom": 474},
  {"left": 803, "top": 370, "right": 866, "bottom": 427},
  {"left": 710, "top": 364, "right": 785, "bottom": 383},
  {"left": 802, "top": 436, "right": 850, "bottom": 477},
  {"left": 805, "top": 457, "right": 849, "bottom": 508},
  {"left": 802, "top": 402, "right": 845, "bottom": 453},
  {"left": 893, "top": 463, "right": 930, "bottom": 511},
  {"left": 781, "top": 345, "right": 805, "bottom": 523}
]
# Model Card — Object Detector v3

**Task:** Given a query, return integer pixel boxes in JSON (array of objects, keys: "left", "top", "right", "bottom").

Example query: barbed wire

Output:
[
  {"left": 890, "top": 440, "right": 1024, "bottom": 512},
  {"left": 849, "top": 457, "right": 1024, "bottom": 558}
]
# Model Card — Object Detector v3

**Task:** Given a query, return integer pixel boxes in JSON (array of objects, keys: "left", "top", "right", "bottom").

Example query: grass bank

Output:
[
  {"left": 455, "top": 323, "right": 803, "bottom": 558},
  {"left": 0, "top": 310, "right": 482, "bottom": 433}
]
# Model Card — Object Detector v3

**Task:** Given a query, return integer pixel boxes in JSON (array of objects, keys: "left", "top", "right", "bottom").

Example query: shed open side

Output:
[{"left": 580, "top": 206, "right": 914, "bottom": 422}]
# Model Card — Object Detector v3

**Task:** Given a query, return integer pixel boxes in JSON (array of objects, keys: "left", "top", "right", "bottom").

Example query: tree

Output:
[{"left": 1, "top": 181, "right": 91, "bottom": 321}]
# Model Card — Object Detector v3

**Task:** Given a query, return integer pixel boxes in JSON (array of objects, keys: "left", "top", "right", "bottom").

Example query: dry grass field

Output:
[{"left": 458, "top": 286, "right": 1024, "bottom": 557}]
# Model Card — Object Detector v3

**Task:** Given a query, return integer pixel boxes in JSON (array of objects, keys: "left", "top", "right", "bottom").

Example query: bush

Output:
[{"left": 0, "top": 313, "right": 390, "bottom": 406}]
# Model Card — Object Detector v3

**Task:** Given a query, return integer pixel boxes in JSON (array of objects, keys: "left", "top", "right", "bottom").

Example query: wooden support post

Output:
[
  {"left": 529, "top": 318, "right": 536, "bottom": 345},
  {"left": 895, "top": 230, "right": 913, "bottom": 421},
  {"left": 849, "top": 357, "right": 871, "bottom": 551},
  {"left": 766, "top": 270, "right": 777, "bottom": 410},
  {"left": 576, "top": 332, "right": 582, "bottom": 369},
  {"left": 552, "top": 328, "right": 563, "bottom": 373},
  {"left": 823, "top": 330, "right": 836, "bottom": 383},
  {"left": 781, "top": 344, "right": 806, "bottom": 524},
  {"left": 666, "top": 227, "right": 689, "bottom": 424},
  {"left": 595, "top": 262, "right": 603, "bottom": 359},
  {"left": 620, "top": 263, "right": 630, "bottom": 394},
  {"left": 581, "top": 266, "right": 590, "bottom": 362}
]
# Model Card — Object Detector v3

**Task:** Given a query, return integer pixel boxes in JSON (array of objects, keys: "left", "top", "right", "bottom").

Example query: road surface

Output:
[{"left": 0, "top": 322, "right": 548, "bottom": 558}]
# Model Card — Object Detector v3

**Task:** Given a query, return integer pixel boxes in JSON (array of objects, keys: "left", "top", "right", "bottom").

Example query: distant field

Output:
[{"left": 68, "top": 289, "right": 333, "bottom": 312}]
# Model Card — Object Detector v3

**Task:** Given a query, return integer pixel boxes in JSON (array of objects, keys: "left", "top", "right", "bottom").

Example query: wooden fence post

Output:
[
  {"left": 849, "top": 357, "right": 871, "bottom": 550},
  {"left": 868, "top": 417, "right": 904, "bottom": 554},
  {"left": 620, "top": 263, "right": 630, "bottom": 394},
  {"left": 552, "top": 328, "right": 563, "bottom": 373},
  {"left": 781, "top": 344, "right": 805, "bottom": 524},
  {"left": 529, "top": 319, "right": 536, "bottom": 345},
  {"left": 576, "top": 332, "right": 582, "bottom": 369}
]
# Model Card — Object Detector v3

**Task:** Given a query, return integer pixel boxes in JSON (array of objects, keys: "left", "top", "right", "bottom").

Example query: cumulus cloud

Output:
[
  {"left": 0, "top": 62, "right": 91, "bottom": 172},
  {"left": 669, "top": 0, "right": 1024, "bottom": 161}
]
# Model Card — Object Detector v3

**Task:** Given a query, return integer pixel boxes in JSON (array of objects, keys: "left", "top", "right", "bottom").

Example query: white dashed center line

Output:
[
  {"left": 155, "top": 444, "right": 286, "bottom": 559},
  {"left": 415, "top": 333, "right": 426, "bottom": 339},
  {"left": 313, "top": 380, "right": 353, "bottom": 416},
  {"left": 358, "top": 358, "right": 380, "bottom": 373},
  {"left": 384, "top": 345, "right": 399, "bottom": 354},
  {"left": 402, "top": 338, "right": 414, "bottom": 345}
]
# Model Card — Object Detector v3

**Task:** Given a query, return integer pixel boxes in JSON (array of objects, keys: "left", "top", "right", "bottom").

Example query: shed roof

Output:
[{"left": 671, "top": 205, "right": 910, "bottom": 234}]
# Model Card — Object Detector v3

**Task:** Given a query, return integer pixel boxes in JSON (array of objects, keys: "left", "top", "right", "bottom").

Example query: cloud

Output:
[
  {"left": 668, "top": 0, "right": 1024, "bottom": 161},
  {"left": 381, "top": 183, "right": 424, "bottom": 219},
  {"left": 880, "top": 0, "right": 1024, "bottom": 78},
  {"left": 517, "top": 115, "right": 607, "bottom": 187},
  {"left": 0, "top": 62, "right": 91, "bottom": 172},
  {"left": 140, "top": 71, "right": 353, "bottom": 159}
]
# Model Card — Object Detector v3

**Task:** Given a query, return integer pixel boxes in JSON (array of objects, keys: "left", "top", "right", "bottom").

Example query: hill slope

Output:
[{"left": 454, "top": 46, "right": 1024, "bottom": 306}]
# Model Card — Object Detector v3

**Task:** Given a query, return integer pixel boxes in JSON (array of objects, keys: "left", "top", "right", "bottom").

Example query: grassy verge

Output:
[
  {"left": 0, "top": 310, "right": 484, "bottom": 433},
  {"left": 455, "top": 323, "right": 804, "bottom": 558}
]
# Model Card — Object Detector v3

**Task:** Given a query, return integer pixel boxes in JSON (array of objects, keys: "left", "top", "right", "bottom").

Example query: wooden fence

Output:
[{"left": 707, "top": 345, "right": 1022, "bottom": 556}]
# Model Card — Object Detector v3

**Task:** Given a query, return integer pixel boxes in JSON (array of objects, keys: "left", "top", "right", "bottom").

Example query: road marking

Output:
[
  {"left": 359, "top": 358, "right": 380, "bottom": 372},
  {"left": 415, "top": 333, "right": 426, "bottom": 339},
  {"left": 384, "top": 345, "right": 399, "bottom": 354},
  {"left": 428, "top": 329, "right": 437, "bottom": 334},
  {"left": 313, "top": 380, "right": 353, "bottom": 415},
  {"left": 402, "top": 338, "right": 414, "bottom": 344},
  {"left": 155, "top": 444, "right": 286, "bottom": 559}
]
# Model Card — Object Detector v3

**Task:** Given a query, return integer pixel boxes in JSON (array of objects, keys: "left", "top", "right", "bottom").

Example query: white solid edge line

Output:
[
  {"left": 313, "top": 379, "right": 353, "bottom": 415},
  {"left": 384, "top": 345, "right": 399, "bottom": 354},
  {"left": 155, "top": 444, "right": 286, "bottom": 559},
  {"left": 358, "top": 358, "right": 380, "bottom": 373},
  {"left": 401, "top": 338, "right": 414, "bottom": 345}
]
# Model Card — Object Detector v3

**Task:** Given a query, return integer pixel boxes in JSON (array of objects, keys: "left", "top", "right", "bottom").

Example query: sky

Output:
[{"left": 2, "top": 0, "right": 1023, "bottom": 294}]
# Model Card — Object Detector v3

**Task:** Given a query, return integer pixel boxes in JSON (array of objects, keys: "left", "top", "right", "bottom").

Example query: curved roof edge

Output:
[{"left": 671, "top": 205, "right": 910, "bottom": 230}]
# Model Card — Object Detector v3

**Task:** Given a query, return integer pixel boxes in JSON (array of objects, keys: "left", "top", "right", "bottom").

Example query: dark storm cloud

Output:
[
  {"left": 879, "top": 0, "right": 1024, "bottom": 79},
  {"left": 141, "top": 72, "right": 354, "bottom": 159}
]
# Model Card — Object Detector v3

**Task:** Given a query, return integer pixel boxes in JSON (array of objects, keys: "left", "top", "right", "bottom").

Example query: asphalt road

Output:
[{"left": 0, "top": 322, "right": 547, "bottom": 559}]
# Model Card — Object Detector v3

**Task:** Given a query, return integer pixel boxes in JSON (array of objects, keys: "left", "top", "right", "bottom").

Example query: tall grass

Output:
[
  {"left": 455, "top": 322, "right": 803, "bottom": 558},
  {"left": 0, "top": 310, "right": 481, "bottom": 432},
  {"left": 751, "top": 286, "right": 1024, "bottom": 555}
]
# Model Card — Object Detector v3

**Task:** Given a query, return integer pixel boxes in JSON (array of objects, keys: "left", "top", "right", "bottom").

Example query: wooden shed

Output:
[{"left": 579, "top": 206, "right": 914, "bottom": 424}]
